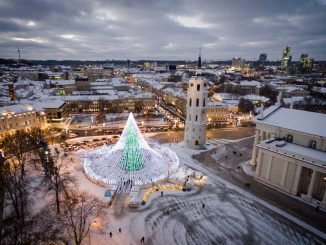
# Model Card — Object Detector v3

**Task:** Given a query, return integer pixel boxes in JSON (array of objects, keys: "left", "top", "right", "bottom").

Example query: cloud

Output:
[
  {"left": 0, "top": 0, "right": 325, "bottom": 60},
  {"left": 11, "top": 37, "right": 47, "bottom": 44},
  {"left": 168, "top": 15, "right": 215, "bottom": 28}
]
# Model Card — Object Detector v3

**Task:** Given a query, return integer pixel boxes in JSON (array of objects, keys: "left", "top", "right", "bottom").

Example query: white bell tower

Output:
[{"left": 184, "top": 50, "right": 208, "bottom": 149}]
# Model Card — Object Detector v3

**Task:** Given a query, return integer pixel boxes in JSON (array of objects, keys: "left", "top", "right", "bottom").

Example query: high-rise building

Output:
[
  {"left": 258, "top": 53, "right": 267, "bottom": 62},
  {"left": 281, "top": 47, "right": 292, "bottom": 70},
  {"left": 184, "top": 53, "right": 208, "bottom": 149},
  {"left": 232, "top": 57, "right": 246, "bottom": 71},
  {"left": 127, "top": 59, "right": 130, "bottom": 73},
  {"left": 299, "top": 54, "right": 314, "bottom": 73}
]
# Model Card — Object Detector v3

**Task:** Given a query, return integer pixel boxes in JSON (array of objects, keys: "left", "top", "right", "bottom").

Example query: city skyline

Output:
[{"left": 0, "top": 0, "right": 326, "bottom": 61}]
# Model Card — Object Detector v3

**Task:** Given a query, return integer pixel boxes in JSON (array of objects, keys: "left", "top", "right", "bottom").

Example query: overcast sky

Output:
[{"left": 0, "top": 0, "right": 325, "bottom": 61}]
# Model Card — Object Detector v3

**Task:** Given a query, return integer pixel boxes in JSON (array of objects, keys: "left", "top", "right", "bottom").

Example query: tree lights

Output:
[{"left": 83, "top": 113, "right": 179, "bottom": 187}]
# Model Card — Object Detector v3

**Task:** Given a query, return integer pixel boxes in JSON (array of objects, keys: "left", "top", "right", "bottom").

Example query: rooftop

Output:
[
  {"left": 0, "top": 104, "right": 36, "bottom": 115},
  {"left": 258, "top": 139, "right": 326, "bottom": 169},
  {"left": 256, "top": 106, "right": 326, "bottom": 138}
]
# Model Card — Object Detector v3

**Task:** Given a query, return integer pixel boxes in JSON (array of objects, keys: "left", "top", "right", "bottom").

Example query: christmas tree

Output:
[{"left": 120, "top": 124, "right": 144, "bottom": 171}]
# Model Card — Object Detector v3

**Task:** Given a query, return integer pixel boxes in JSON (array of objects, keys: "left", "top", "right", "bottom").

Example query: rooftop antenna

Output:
[
  {"left": 17, "top": 46, "right": 21, "bottom": 63},
  {"left": 198, "top": 46, "right": 202, "bottom": 69}
]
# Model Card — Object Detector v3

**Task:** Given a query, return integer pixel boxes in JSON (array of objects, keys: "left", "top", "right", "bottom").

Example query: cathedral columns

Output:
[
  {"left": 280, "top": 161, "right": 289, "bottom": 187},
  {"left": 303, "top": 170, "right": 318, "bottom": 202},
  {"left": 255, "top": 149, "right": 262, "bottom": 176},
  {"left": 250, "top": 129, "right": 260, "bottom": 166},
  {"left": 265, "top": 155, "right": 272, "bottom": 180},
  {"left": 321, "top": 189, "right": 326, "bottom": 210},
  {"left": 291, "top": 165, "right": 302, "bottom": 195}
]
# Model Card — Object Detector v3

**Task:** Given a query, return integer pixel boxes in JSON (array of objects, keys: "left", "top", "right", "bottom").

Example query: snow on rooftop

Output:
[
  {"left": 259, "top": 140, "right": 326, "bottom": 168},
  {"left": 239, "top": 80, "right": 262, "bottom": 87},
  {"left": 213, "top": 93, "right": 239, "bottom": 101},
  {"left": 162, "top": 87, "right": 186, "bottom": 99},
  {"left": 256, "top": 107, "right": 326, "bottom": 137},
  {"left": 47, "top": 80, "right": 75, "bottom": 86},
  {"left": 0, "top": 104, "right": 36, "bottom": 115},
  {"left": 312, "top": 86, "right": 326, "bottom": 94},
  {"left": 242, "top": 94, "right": 269, "bottom": 102},
  {"left": 32, "top": 100, "right": 66, "bottom": 109}
]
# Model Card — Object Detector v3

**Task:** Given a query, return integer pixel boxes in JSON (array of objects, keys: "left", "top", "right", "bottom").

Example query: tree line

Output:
[{"left": 0, "top": 128, "right": 104, "bottom": 245}]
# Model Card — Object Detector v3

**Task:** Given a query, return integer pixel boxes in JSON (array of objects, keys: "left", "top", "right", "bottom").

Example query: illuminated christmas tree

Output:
[
  {"left": 120, "top": 124, "right": 144, "bottom": 171},
  {"left": 84, "top": 113, "right": 180, "bottom": 186}
]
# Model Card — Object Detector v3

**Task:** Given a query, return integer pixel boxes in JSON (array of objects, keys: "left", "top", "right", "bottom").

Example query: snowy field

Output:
[{"left": 61, "top": 141, "right": 325, "bottom": 245}]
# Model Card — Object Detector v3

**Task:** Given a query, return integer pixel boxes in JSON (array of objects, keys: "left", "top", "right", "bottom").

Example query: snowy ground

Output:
[{"left": 57, "top": 140, "right": 325, "bottom": 245}]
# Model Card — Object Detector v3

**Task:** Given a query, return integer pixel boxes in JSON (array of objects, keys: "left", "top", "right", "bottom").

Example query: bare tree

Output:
[
  {"left": 1, "top": 158, "right": 33, "bottom": 244},
  {"left": 1, "top": 130, "right": 31, "bottom": 176},
  {"left": 0, "top": 152, "right": 7, "bottom": 244},
  {"left": 59, "top": 190, "right": 105, "bottom": 245},
  {"left": 45, "top": 155, "right": 76, "bottom": 214},
  {"left": 0, "top": 129, "right": 69, "bottom": 244}
]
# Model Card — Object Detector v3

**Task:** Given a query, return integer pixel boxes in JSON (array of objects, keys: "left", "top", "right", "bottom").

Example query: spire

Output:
[{"left": 197, "top": 47, "right": 202, "bottom": 68}]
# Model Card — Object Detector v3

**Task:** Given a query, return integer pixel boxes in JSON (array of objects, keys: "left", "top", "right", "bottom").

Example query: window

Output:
[
  {"left": 197, "top": 84, "right": 200, "bottom": 91},
  {"left": 190, "top": 83, "right": 194, "bottom": 87},
  {"left": 195, "top": 140, "right": 199, "bottom": 145},
  {"left": 196, "top": 98, "right": 199, "bottom": 107},
  {"left": 203, "top": 98, "right": 206, "bottom": 107},
  {"left": 189, "top": 115, "right": 191, "bottom": 121},
  {"left": 189, "top": 98, "right": 192, "bottom": 107},
  {"left": 195, "top": 115, "right": 198, "bottom": 121},
  {"left": 308, "top": 140, "right": 317, "bottom": 149},
  {"left": 204, "top": 83, "right": 207, "bottom": 87},
  {"left": 286, "top": 134, "right": 293, "bottom": 143}
]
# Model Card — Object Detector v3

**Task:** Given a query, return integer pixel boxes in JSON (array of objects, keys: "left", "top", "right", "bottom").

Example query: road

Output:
[{"left": 150, "top": 126, "right": 255, "bottom": 144}]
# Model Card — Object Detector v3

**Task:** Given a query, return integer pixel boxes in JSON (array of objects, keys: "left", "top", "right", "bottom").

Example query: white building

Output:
[
  {"left": 0, "top": 104, "right": 47, "bottom": 139},
  {"left": 251, "top": 105, "right": 326, "bottom": 209},
  {"left": 184, "top": 56, "right": 208, "bottom": 149}
]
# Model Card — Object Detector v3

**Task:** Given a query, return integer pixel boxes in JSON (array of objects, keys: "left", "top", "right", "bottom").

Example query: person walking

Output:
[{"left": 141, "top": 236, "right": 145, "bottom": 243}]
